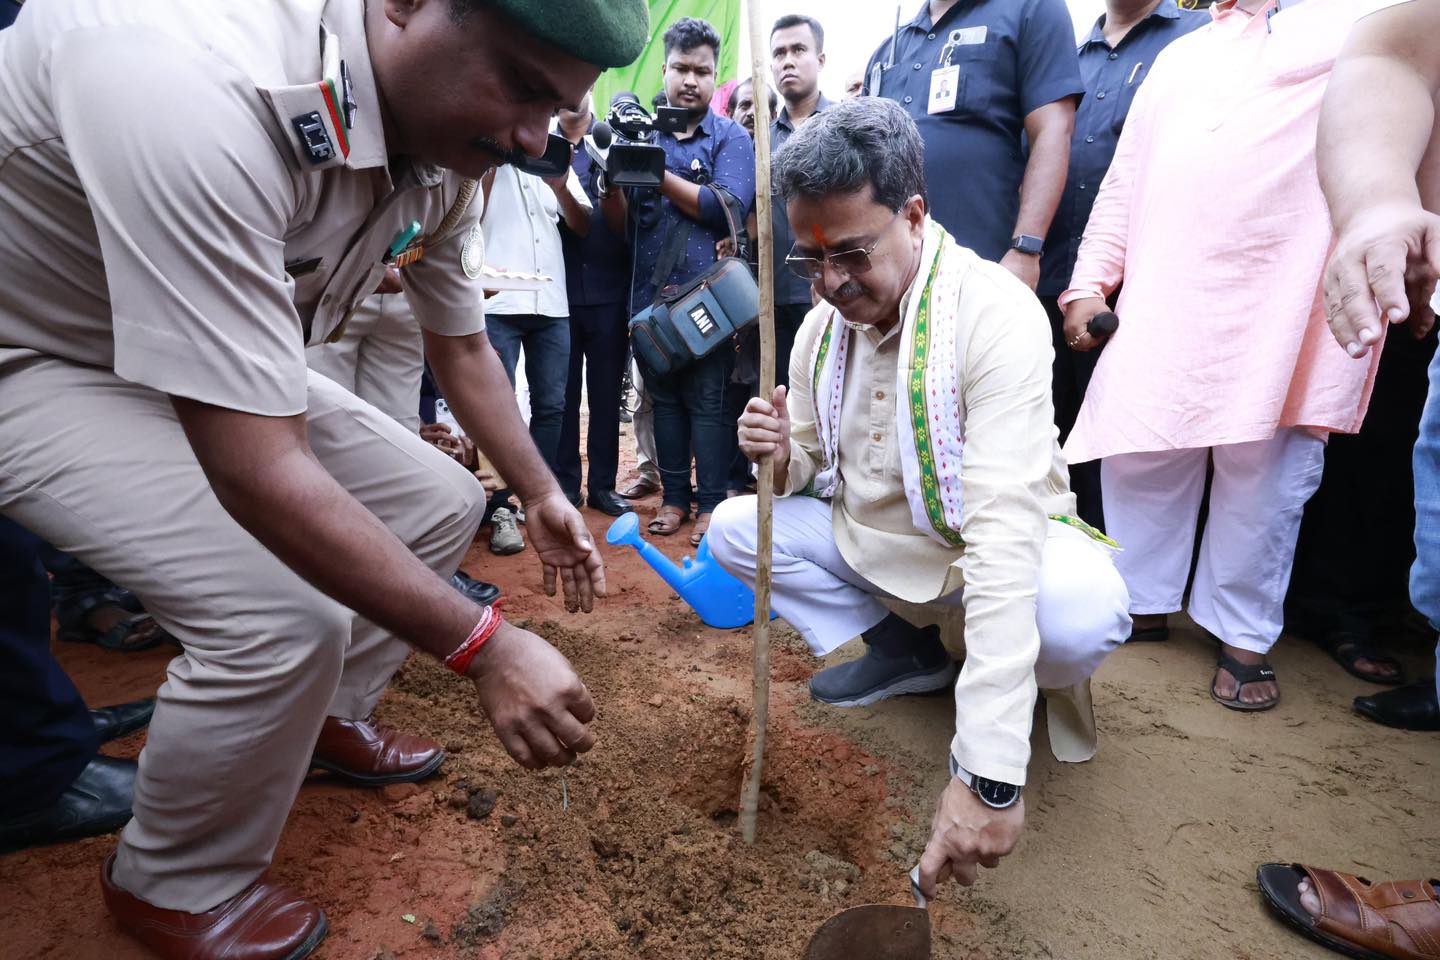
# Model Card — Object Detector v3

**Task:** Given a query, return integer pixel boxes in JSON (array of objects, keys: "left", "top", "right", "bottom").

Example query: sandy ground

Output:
[{"left": 2, "top": 437, "right": 1438, "bottom": 959}]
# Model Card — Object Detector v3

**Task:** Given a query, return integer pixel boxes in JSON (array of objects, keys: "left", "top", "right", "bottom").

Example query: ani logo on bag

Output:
[{"left": 688, "top": 303, "right": 717, "bottom": 335}]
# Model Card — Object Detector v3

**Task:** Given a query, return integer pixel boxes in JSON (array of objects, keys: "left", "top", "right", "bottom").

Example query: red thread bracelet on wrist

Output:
[{"left": 444, "top": 602, "right": 505, "bottom": 676}]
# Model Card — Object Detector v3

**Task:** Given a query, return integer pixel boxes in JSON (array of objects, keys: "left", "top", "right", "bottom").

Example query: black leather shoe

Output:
[
  {"left": 450, "top": 572, "right": 502, "bottom": 607},
  {"left": 586, "top": 489, "right": 632, "bottom": 517},
  {"left": 1354, "top": 681, "right": 1440, "bottom": 731},
  {"left": 90, "top": 698, "right": 155, "bottom": 743},
  {"left": 0, "top": 756, "right": 135, "bottom": 854}
]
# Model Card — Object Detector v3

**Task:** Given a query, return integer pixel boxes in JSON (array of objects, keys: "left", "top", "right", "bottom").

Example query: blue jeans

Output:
[
  {"left": 556, "top": 302, "right": 629, "bottom": 498},
  {"left": 485, "top": 313, "right": 571, "bottom": 474},
  {"left": 647, "top": 348, "right": 736, "bottom": 515},
  {"left": 1412, "top": 347, "right": 1440, "bottom": 701},
  {"left": 0, "top": 518, "right": 98, "bottom": 818}
]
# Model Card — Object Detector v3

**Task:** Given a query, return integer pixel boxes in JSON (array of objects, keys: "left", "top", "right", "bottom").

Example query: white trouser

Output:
[
  {"left": 708, "top": 495, "right": 1129, "bottom": 690},
  {"left": 1101, "top": 428, "right": 1325, "bottom": 655}
]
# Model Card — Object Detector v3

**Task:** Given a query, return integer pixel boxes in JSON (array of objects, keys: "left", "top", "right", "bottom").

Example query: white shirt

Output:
[{"left": 480, "top": 164, "right": 590, "bottom": 318}]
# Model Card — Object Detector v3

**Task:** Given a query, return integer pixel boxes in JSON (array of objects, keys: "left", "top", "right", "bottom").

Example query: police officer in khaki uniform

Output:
[{"left": 0, "top": 0, "right": 647, "bottom": 957}]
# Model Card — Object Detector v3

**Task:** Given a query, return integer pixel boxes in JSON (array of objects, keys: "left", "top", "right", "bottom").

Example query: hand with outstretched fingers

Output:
[
  {"left": 1324, "top": 203, "right": 1440, "bottom": 358},
  {"left": 467, "top": 620, "right": 595, "bottom": 769},
  {"left": 522, "top": 491, "right": 605, "bottom": 613},
  {"left": 916, "top": 777, "right": 1025, "bottom": 897}
]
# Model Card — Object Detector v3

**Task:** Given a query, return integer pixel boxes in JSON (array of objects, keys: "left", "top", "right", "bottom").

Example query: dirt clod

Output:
[
  {"left": 466, "top": 788, "right": 499, "bottom": 820},
  {"left": 379, "top": 783, "right": 420, "bottom": 803}
]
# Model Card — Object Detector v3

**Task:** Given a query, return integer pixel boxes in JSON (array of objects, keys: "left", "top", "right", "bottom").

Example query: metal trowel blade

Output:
[{"left": 802, "top": 903, "right": 931, "bottom": 960}]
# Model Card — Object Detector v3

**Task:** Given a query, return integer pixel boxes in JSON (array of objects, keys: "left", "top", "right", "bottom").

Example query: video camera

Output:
[{"left": 584, "top": 92, "right": 690, "bottom": 189}]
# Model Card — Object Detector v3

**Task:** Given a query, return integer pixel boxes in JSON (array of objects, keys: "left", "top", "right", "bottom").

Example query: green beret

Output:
[{"left": 490, "top": 0, "right": 650, "bottom": 69}]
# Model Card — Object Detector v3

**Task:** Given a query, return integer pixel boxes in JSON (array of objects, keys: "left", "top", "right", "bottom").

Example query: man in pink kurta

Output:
[{"left": 1059, "top": 0, "right": 1411, "bottom": 710}]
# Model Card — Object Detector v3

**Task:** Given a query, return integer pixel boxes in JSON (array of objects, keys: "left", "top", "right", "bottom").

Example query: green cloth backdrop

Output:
[{"left": 592, "top": 0, "right": 742, "bottom": 114}]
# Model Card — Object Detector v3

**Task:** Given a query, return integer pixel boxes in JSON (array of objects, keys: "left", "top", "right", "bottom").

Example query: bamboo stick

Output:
[{"left": 738, "top": 0, "right": 777, "bottom": 846}]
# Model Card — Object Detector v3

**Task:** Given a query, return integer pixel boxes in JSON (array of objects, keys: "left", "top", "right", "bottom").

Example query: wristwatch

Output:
[
  {"left": 1009, "top": 234, "right": 1043, "bottom": 256},
  {"left": 950, "top": 755, "right": 1024, "bottom": 810}
]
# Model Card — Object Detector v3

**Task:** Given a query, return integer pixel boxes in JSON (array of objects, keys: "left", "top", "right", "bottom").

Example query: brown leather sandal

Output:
[
  {"left": 689, "top": 512, "right": 712, "bottom": 547},
  {"left": 648, "top": 506, "right": 687, "bottom": 536},
  {"left": 1257, "top": 863, "right": 1440, "bottom": 960}
]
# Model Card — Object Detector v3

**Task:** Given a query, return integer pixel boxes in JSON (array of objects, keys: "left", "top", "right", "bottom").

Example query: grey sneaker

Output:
[
  {"left": 489, "top": 507, "right": 524, "bottom": 556},
  {"left": 809, "top": 650, "right": 956, "bottom": 707}
]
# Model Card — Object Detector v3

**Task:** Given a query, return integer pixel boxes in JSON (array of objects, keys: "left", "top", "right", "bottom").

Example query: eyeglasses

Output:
[{"left": 784, "top": 207, "right": 908, "bottom": 282}]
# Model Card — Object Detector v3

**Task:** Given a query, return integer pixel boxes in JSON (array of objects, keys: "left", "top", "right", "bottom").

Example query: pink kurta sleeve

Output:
[{"left": 1059, "top": 75, "right": 1158, "bottom": 308}]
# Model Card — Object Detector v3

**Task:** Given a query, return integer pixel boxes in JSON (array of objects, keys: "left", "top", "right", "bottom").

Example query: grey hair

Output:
[{"left": 772, "top": 97, "right": 926, "bottom": 213}]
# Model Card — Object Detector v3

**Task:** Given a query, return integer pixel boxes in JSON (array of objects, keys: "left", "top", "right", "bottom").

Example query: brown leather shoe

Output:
[
  {"left": 619, "top": 475, "right": 659, "bottom": 499},
  {"left": 101, "top": 854, "right": 326, "bottom": 960},
  {"left": 1258, "top": 862, "right": 1440, "bottom": 959},
  {"left": 310, "top": 716, "right": 444, "bottom": 786}
]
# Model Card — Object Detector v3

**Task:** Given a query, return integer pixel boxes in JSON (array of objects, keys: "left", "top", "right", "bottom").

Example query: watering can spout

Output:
[
  {"left": 604, "top": 512, "right": 768, "bottom": 630},
  {"left": 605, "top": 511, "right": 690, "bottom": 596}
]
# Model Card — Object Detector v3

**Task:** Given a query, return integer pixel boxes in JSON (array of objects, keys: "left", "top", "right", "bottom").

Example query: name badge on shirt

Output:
[{"left": 928, "top": 65, "right": 960, "bottom": 114}]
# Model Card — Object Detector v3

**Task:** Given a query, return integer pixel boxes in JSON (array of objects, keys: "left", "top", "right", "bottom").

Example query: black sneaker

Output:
[{"left": 809, "top": 649, "right": 956, "bottom": 707}]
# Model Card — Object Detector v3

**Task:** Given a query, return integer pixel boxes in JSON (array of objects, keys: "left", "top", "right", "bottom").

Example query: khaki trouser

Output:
[
  {"left": 628, "top": 356, "right": 660, "bottom": 484},
  {"left": 0, "top": 352, "right": 485, "bottom": 911},
  {"left": 306, "top": 292, "right": 426, "bottom": 432}
]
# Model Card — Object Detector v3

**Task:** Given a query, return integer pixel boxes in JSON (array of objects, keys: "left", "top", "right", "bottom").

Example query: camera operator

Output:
[{"left": 615, "top": 17, "right": 756, "bottom": 546}]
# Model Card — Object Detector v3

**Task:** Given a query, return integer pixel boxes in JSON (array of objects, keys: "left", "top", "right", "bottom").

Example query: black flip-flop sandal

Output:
[
  {"left": 1211, "top": 650, "right": 1279, "bottom": 712},
  {"left": 56, "top": 592, "right": 171, "bottom": 653},
  {"left": 1127, "top": 625, "right": 1169, "bottom": 643},
  {"left": 1313, "top": 631, "right": 1407, "bottom": 686}
]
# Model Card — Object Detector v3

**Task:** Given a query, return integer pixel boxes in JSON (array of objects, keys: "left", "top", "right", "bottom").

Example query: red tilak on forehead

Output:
[{"left": 811, "top": 224, "right": 829, "bottom": 248}]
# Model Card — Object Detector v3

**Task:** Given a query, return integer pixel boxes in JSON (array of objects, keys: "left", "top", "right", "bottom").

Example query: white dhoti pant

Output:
[
  {"left": 1100, "top": 428, "right": 1325, "bottom": 655},
  {"left": 707, "top": 495, "right": 1129, "bottom": 691}
]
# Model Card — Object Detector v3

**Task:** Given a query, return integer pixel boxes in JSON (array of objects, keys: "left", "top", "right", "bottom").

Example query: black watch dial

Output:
[{"left": 972, "top": 776, "right": 1022, "bottom": 809}]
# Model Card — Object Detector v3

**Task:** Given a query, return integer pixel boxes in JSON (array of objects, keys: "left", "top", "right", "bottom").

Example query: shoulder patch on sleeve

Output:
[{"left": 461, "top": 222, "right": 484, "bottom": 280}]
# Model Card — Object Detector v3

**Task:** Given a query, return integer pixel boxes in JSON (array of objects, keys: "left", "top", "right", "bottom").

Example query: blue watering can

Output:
[{"left": 604, "top": 512, "right": 773, "bottom": 629}]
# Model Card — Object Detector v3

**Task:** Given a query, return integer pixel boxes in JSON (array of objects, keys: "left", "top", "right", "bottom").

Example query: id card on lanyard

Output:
[{"left": 929, "top": 25, "right": 987, "bottom": 115}]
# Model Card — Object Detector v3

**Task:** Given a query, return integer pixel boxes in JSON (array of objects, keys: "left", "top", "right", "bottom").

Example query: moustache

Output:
[
  {"left": 468, "top": 135, "right": 525, "bottom": 166},
  {"left": 832, "top": 280, "right": 864, "bottom": 301}
]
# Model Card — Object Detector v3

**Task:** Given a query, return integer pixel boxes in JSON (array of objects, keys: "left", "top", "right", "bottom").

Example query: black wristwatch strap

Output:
[{"left": 1009, "top": 234, "right": 1043, "bottom": 255}]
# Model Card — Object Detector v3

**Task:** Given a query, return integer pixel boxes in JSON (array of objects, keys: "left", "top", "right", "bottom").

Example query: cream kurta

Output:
[{"left": 782, "top": 221, "right": 1074, "bottom": 773}]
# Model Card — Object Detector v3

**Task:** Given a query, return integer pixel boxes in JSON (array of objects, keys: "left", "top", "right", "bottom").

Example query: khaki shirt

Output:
[
  {"left": 783, "top": 226, "right": 1074, "bottom": 782},
  {"left": 0, "top": 0, "right": 485, "bottom": 416}
]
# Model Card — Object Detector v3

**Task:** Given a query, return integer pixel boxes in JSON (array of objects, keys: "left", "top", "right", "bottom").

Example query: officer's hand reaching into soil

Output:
[{"left": 467, "top": 620, "right": 595, "bottom": 770}]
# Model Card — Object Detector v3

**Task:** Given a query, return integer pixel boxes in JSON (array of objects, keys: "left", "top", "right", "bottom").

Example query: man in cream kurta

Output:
[{"left": 709, "top": 98, "right": 1130, "bottom": 896}]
